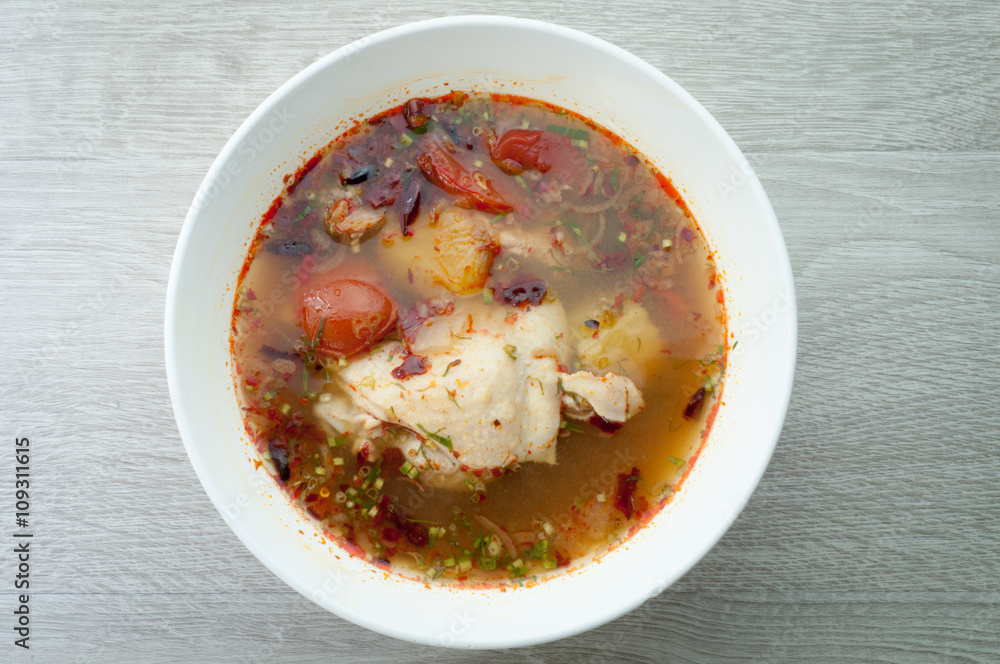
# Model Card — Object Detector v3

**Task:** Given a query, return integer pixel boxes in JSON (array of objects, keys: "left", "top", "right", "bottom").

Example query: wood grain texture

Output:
[{"left": 1, "top": 0, "right": 998, "bottom": 661}]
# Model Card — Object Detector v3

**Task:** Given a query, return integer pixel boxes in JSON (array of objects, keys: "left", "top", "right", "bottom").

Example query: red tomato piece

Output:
[
  {"left": 489, "top": 129, "right": 589, "bottom": 187},
  {"left": 416, "top": 142, "right": 512, "bottom": 214},
  {"left": 300, "top": 275, "right": 398, "bottom": 358}
]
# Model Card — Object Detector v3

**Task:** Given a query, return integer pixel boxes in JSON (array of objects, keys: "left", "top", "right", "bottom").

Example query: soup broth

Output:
[{"left": 231, "top": 93, "right": 726, "bottom": 585}]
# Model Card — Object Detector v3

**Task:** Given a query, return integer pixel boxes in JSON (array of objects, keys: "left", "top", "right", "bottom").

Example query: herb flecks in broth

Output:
[{"left": 231, "top": 93, "right": 727, "bottom": 585}]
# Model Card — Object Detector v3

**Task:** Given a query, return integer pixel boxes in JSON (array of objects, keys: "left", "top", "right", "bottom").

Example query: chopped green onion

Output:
[
  {"left": 669, "top": 456, "right": 685, "bottom": 466},
  {"left": 443, "top": 557, "right": 456, "bottom": 568},
  {"left": 521, "top": 117, "right": 530, "bottom": 129},
  {"left": 570, "top": 139, "right": 588, "bottom": 149},
  {"left": 513, "top": 174, "right": 530, "bottom": 192},
  {"left": 292, "top": 204, "right": 313, "bottom": 223},
  {"left": 546, "top": 124, "right": 589, "bottom": 141},
  {"left": 479, "top": 556, "right": 497, "bottom": 571},
  {"left": 399, "top": 133, "right": 413, "bottom": 146},
  {"left": 542, "top": 560, "right": 557, "bottom": 569},
  {"left": 483, "top": 289, "right": 494, "bottom": 305},
  {"left": 457, "top": 558, "right": 472, "bottom": 573},
  {"left": 472, "top": 159, "right": 483, "bottom": 168},
  {"left": 279, "top": 403, "right": 292, "bottom": 416},
  {"left": 596, "top": 492, "right": 607, "bottom": 503},
  {"left": 327, "top": 435, "right": 348, "bottom": 447},
  {"left": 560, "top": 420, "right": 584, "bottom": 433},
  {"left": 332, "top": 457, "right": 344, "bottom": 466},
  {"left": 618, "top": 231, "right": 627, "bottom": 243},
  {"left": 417, "top": 423, "right": 453, "bottom": 452},
  {"left": 384, "top": 157, "right": 393, "bottom": 168}
]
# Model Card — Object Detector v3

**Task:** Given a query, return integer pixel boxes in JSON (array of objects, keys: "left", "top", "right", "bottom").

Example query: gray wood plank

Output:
[
  {"left": 23, "top": 592, "right": 1000, "bottom": 663},
  {"left": 3, "top": 1, "right": 999, "bottom": 160}
]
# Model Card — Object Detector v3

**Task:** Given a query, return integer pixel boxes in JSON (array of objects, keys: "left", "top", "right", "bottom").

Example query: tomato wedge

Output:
[
  {"left": 489, "top": 129, "right": 589, "bottom": 186},
  {"left": 300, "top": 275, "right": 398, "bottom": 359},
  {"left": 416, "top": 142, "right": 512, "bottom": 214}
]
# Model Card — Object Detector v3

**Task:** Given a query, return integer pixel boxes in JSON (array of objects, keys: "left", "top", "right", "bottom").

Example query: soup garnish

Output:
[{"left": 232, "top": 92, "right": 727, "bottom": 585}]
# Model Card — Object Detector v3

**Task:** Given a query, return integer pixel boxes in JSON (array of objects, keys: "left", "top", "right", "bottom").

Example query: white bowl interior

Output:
[{"left": 166, "top": 16, "right": 795, "bottom": 649}]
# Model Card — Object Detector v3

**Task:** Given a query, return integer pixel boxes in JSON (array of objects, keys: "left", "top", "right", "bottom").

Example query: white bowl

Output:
[{"left": 165, "top": 15, "right": 795, "bottom": 649}]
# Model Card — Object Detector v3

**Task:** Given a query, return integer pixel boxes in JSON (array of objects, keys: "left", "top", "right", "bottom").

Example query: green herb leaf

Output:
[
  {"left": 292, "top": 204, "right": 313, "bottom": 223},
  {"left": 417, "top": 423, "right": 453, "bottom": 452},
  {"left": 560, "top": 420, "right": 584, "bottom": 434},
  {"left": 546, "top": 124, "right": 589, "bottom": 141}
]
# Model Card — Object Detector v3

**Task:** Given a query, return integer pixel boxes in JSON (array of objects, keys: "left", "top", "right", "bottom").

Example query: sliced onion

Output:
[{"left": 475, "top": 514, "right": 517, "bottom": 559}]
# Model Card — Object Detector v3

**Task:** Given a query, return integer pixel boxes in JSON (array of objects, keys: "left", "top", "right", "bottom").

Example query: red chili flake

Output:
[
  {"left": 304, "top": 493, "right": 318, "bottom": 503},
  {"left": 403, "top": 98, "right": 430, "bottom": 129},
  {"left": 492, "top": 278, "right": 546, "bottom": 308},
  {"left": 387, "top": 505, "right": 429, "bottom": 548},
  {"left": 680, "top": 227, "right": 695, "bottom": 242},
  {"left": 381, "top": 526, "right": 401, "bottom": 544},
  {"left": 553, "top": 549, "right": 571, "bottom": 568},
  {"left": 380, "top": 446, "right": 404, "bottom": 477},
  {"left": 356, "top": 440, "right": 372, "bottom": 465},
  {"left": 614, "top": 466, "right": 642, "bottom": 519},
  {"left": 683, "top": 387, "right": 707, "bottom": 420},
  {"left": 267, "top": 441, "right": 290, "bottom": 482},
  {"left": 391, "top": 354, "right": 428, "bottom": 379},
  {"left": 589, "top": 415, "right": 623, "bottom": 434}
]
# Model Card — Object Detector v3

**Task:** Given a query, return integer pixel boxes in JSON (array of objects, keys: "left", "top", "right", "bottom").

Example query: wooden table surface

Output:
[{"left": 2, "top": 1, "right": 998, "bottom": 661}]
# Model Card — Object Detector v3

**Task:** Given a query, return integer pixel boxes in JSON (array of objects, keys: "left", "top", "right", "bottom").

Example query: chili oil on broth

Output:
[{"left": 231, "top": 92, "right": 727, "bottom": 586}]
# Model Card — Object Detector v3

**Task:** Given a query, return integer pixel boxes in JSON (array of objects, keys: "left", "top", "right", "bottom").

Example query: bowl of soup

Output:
[{"left": 165, "top": 16, "right": 795, "bottom": 648}]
